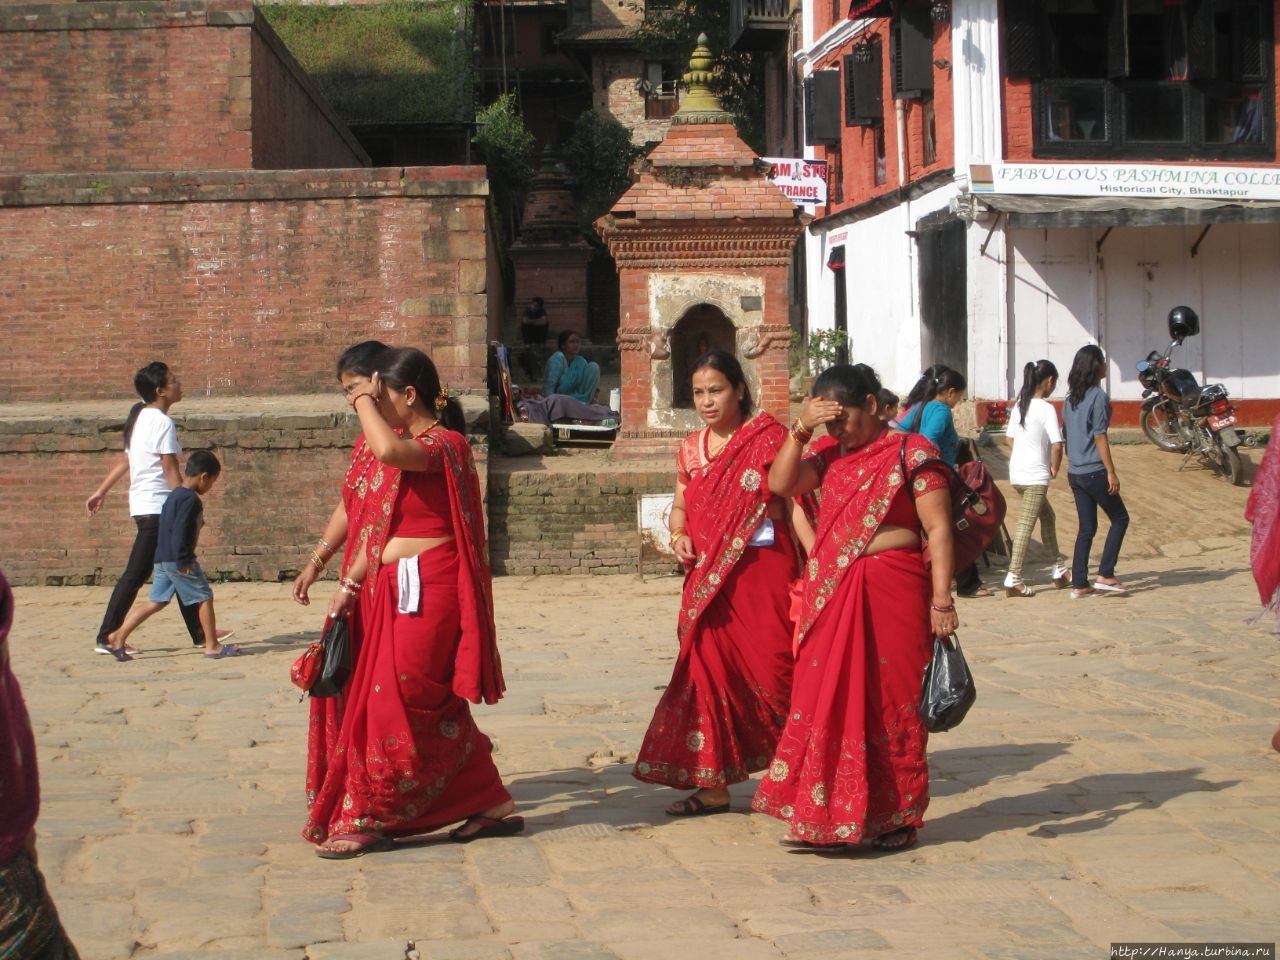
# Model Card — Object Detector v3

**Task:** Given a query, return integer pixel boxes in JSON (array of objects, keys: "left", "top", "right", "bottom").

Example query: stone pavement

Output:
[{"left": 8, "top": 443, "right": 1279, "bottom": 960}]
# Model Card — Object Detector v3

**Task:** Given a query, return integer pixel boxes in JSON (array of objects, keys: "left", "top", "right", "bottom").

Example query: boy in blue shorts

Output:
[{"left": 106, "top": 450, "right": 239, "bottom": 661}]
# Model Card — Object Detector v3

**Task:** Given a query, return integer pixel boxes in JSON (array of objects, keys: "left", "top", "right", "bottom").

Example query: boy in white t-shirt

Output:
[
  {"left": 85, "top": 362, "right": 231, "bottom": 654},
  {"left": 1003, "top": 360, "right": 1068, "bottom": 596}
]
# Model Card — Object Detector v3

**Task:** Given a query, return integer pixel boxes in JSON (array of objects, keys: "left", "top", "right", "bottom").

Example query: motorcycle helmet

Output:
[{"left": 1167, "top": 305, "right": 1200, "bottom": 342}]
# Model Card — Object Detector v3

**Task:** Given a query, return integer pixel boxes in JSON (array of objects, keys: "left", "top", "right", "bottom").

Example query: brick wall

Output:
[
  {"left": 0, "top": 409, "right": 364, "bottom": 586},
  {"left": 488, "top": 465, "right": 671, "bottom": 575},
  {"left": 0, "top": 403, "right": 668, "bottom": 584},
  {"left": 0, "top": 0, "right": 364, "bottom": 174},
  {"left": 0, "top": 167, "right": 492, "bottom": 400}
]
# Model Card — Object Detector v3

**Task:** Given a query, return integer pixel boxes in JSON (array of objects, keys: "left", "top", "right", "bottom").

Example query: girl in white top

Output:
[{"left": 1003, "top": 359, "right": 1068, "bottom": 596}]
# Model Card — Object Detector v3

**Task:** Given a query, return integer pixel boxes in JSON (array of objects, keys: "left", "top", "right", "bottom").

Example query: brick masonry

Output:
[
  {"left": 0, "top": 0, "right": 365, "bottom": 174},
  {"left": 0, "top": 408, "right": 362, "bottom": 586},
  {"left": 0, "top": 167, "right": 493, "bottom": 400},
  {"left": 0, "top": 405, "right": 669, "bottom": 585},
  {"left": 488, "top": 463, "right": 670, "bottom": 577}
]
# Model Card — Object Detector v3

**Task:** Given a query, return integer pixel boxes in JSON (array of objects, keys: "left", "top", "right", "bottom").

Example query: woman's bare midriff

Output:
[
  {"left": 862, "top": 524, "right": 920, "bottom": 557},
  {"left": 382, "top": 535, "right": 454, "bottom": 564}
]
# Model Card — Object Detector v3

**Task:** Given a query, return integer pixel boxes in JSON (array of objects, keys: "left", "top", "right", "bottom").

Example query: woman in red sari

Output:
[
  {"left": 292, "top": 340, "right": 390, "bottom": 816},
  {"left": 753, "top": 363, "right": 958, "bottom": 851},
  {"left": 633, "top": 350, "right": 803, "bottom": 816},
  {"left": 303, "top": 347, "right": 518, "bottom": 858}
]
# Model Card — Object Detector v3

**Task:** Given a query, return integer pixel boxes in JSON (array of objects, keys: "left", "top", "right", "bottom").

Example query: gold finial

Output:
[{"left": 673, "top": 32, "right": 730, "bottom": 124}]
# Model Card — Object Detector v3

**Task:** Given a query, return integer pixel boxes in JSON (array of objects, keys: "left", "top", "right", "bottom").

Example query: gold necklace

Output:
[{"left": 704, "top": 427, "right": 736, "bottom": 459}]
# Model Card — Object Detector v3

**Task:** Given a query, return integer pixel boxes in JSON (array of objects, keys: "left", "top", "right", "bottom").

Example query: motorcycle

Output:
[{"left": 1136, "top": 305, "right": 1247, "bottom": 486}]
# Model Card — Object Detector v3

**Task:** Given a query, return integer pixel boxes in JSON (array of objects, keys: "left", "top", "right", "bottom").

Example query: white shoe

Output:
[{"left": 1051, "top": 563, "right": 1070, "bottom": 589}]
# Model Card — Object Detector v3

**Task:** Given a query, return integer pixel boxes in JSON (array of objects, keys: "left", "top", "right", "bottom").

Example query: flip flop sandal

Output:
[
  {"left": 449, "top": 815, "right": 526, "bottom": 844},
  {"left": 1092, "top": 581, "right": 1129, "bottom": 595},
  {"left": 665, "top": 795, "right": 731, "bottom": 817},
  {"left": 870, "top": 826, "right": 918, "bottom": 852},
  {"left": 315, "top": 833, "right": 394, "bottom": 860}
]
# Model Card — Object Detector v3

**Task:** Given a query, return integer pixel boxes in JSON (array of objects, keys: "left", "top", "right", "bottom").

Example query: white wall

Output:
[{"left": 1004, "top": 222, "right": 1280, "bottom": 403}]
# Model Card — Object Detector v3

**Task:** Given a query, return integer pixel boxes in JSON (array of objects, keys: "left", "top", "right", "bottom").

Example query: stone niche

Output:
[{"left": 644, "top": 275, "right": 767, "bottom": 432}]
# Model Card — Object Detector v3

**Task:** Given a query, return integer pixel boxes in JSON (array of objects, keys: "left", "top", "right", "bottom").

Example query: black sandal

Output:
[
  {"left": 665, "top": 794, "right": 731, "bottom": 817},
  {"left": 870, "top": 826, "right": 918, "bottom": 851}
]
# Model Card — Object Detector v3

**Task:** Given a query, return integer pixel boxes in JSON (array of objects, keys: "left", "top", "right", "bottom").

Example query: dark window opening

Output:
[
  {"left": 670, "top": 306, "right": 736, "bottom": 409},
  {"left": 1007, "top": 0, "right": 1273, "bottom": 159},
  {"left": 874, "top": 122, "right": 887, "bottom": 184},
  {"left": 923, "top": 94, "right": 936, "bottom": 163}
]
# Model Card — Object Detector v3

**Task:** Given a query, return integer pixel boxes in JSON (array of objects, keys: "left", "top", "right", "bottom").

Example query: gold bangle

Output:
[
  {"left": 317, "top": 538, "right": 334, "bottom": 554},
  {"left": 669, "top": 527, "right": 687, "bottom": 539},
  {"left": 309, "top": 552, "right": 326, "bottom": 571},
  {"left": 796, "top": 417, "right": 811, "bottom": 433},
  {"left": 339, "top": 576, "right": 363, "bottom": 593}
]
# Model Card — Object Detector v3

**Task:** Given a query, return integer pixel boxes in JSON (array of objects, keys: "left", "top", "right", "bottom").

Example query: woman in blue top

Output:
[
  {"left": 895, "top": 365, "right": 963, "bottom": 465},
  {"left": 1062, "top": 345, "right": 1129, "bottom": 599},
  {"left": 542, "top": 330, "right": 600, "bottom": 404},
  {"left": 895, "top": 365, "right": 992, "bottom": 597}
]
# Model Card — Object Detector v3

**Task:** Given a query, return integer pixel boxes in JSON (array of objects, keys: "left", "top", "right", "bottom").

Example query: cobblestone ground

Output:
[{"left": 8, "top": 443, "right": 1278, "bottom": 959}]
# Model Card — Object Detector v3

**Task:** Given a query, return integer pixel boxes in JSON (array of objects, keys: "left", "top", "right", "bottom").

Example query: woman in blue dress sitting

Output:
[{"left": 542, "top": 330, "right": 600, "bottom": 404}]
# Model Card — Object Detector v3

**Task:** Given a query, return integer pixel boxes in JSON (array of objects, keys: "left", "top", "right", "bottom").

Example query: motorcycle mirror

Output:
[{"left": 1136, "top": 361, "right": 1150, "bottom": 372}]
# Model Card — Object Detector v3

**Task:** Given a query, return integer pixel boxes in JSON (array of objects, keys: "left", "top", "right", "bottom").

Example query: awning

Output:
[
  {"left": 848, "top": 0, "right": 892, "bottom": 19},
  {"left": 973, "top": 194, "right": 1280, "bottom": 229}
]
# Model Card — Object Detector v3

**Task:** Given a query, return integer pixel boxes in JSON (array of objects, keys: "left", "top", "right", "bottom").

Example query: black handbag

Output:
[
  {"left": 919, "top": 633, "right": 976, "bottom": 732},
  {"left": 309, "top": 616, "right": 353, "bottom": 699}
]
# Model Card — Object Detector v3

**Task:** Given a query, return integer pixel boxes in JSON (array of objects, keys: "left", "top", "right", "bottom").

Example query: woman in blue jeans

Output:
[{"left": 1062, "top": 345, "right": 1129, "bottom": 599}]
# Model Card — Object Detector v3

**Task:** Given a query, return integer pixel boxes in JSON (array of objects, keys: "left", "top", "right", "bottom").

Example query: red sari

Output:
[
  {"left": 633, "top": 414, "right": 797, "bottom": 790},
  {"left": 304, "top": 436, "right": 380, "bottom": 809},
  {"left": 1247, "top": 413, "right": 1280, "bottom": 630},
  {"left": 752, "top": 430, "right": 947, "bottom": 844},
  {"left": 303, "top": 428, "right": 507, "bottom": 843}
]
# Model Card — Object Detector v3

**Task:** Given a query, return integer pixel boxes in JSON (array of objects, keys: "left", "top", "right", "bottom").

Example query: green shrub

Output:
[
  {"left": 561, "top": 111, "right": 642, "bottom": 227},
  {"left": 474, "top": 93, "right": 536, "bottom": 242}
]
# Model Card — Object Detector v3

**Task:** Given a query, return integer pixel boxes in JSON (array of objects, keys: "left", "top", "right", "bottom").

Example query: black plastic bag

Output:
[
  {"left": 310, "top": 616, "right": 352, "bottom": 698},
  {"left": 919, "top": 633, "right": 975, "bottom": 732}
]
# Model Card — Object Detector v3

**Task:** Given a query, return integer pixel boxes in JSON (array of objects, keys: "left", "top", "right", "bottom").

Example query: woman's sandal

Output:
[
  {"left": 1004, "top": 578, "right": 1035, "bottom": 598},
  {"left": 870, "top": 826, "right": 918, "bottom": 852},
  {"left": 665, "top": 794, "right": 731, "bottom": 817},
  {"left": 449, "top": 814, "right": 526, "bottom": 844},
  {"left": 315, "top": 833, "right": 395, "bottom": 860}
]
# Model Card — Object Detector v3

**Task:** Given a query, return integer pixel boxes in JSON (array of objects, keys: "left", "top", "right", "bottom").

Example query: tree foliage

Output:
[
  {"left": 561, "top": 112, "right": 643, "bottom": 227},
  {"left": 473, "top": 93, "right": 536, "bottom": 243},
  {"left": 630, "top": 1, "right": 765, "bottom": 152}
]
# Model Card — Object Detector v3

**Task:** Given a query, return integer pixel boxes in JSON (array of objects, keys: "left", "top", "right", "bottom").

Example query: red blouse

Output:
[{"left": 388, "top": 469, "right": 453, "bottom": 539}]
